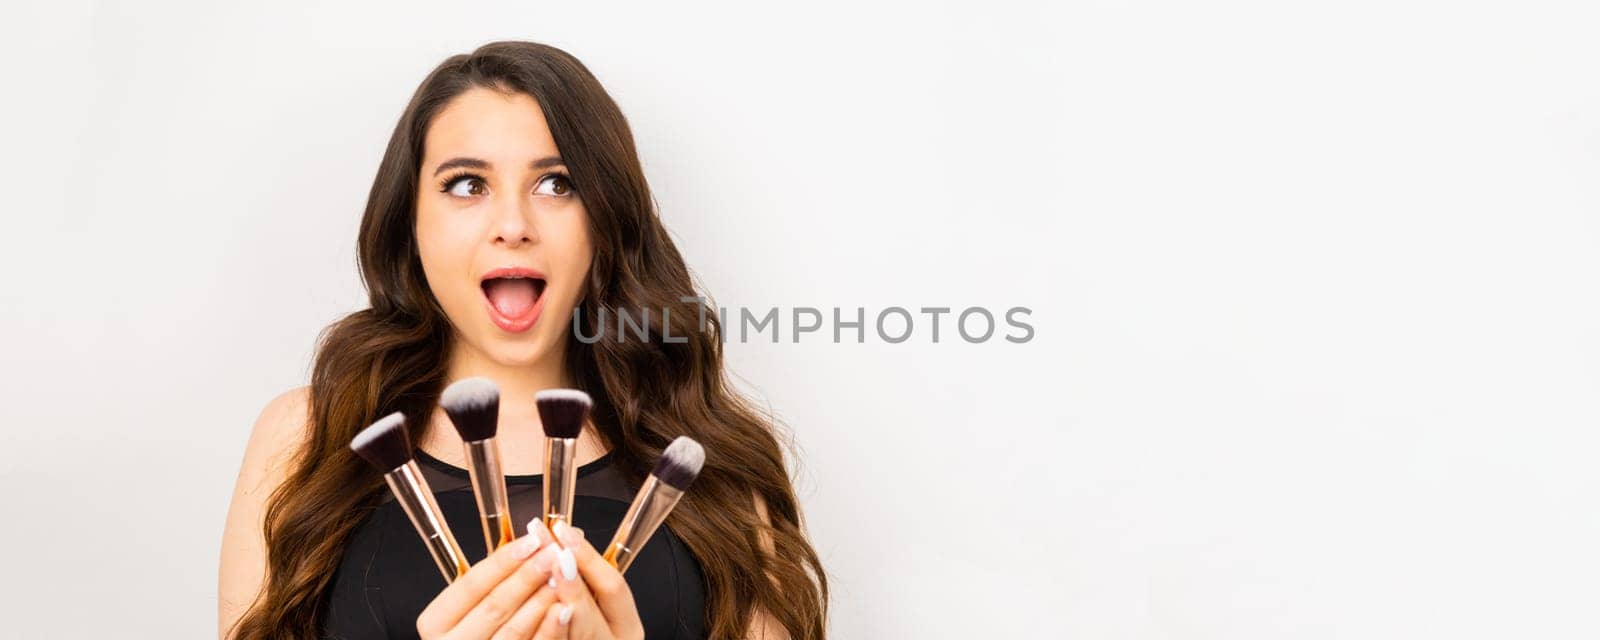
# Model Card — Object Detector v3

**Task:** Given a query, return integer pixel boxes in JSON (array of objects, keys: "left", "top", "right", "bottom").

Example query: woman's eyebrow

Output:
[
  {"left": 529, "top": 155, "right": 565, "bottom": 170},
  {"left": 433, "top": 157, "right": 487, "bottom": 176},
  {"left": 432, "top": 155, "right": 565, "bottom": 176}
]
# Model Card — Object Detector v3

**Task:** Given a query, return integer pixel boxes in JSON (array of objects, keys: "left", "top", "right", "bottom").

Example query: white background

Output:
[{"left": 2, "top": 1, "right": 1598, "bottom": 638}]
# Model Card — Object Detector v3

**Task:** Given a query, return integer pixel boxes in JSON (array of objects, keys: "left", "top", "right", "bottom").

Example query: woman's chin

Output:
[
  {"left": 483, "top": 342, "right": 547, "bottom": 368},
  {"left": 475, "top": 328, "right": 560, "bottom": 368}
]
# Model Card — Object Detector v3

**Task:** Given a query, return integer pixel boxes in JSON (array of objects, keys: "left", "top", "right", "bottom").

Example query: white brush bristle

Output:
[
  {"left": 534, "top": 388, "right": 593, "bottom": 407},
  {"left": 663, "top": 437, "right": 705, "bottom": 475},
  {"left": 351, "top": 412, "right": 405, "bottom": 451},
  {"left": 441, "top": 377, "right": 499, "bottom": 410}
]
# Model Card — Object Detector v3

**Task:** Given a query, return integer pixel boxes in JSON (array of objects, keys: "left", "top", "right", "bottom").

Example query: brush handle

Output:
[
  {"left": 542, "top": 437, "right": 578, "bottom": 529},
  {"left": 603, "top": 475, "right": 684, "bottom": 574},
  {"left": 385, "top": 462, "right": 471, "bottom": 582},
  {"left": 464, "top": 439, "right": 514, "bottom": 552}
]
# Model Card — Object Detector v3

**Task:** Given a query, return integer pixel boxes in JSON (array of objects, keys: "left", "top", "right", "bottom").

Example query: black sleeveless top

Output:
[{"left": 323, "top": 450, "right": 708, "bottom": 639}]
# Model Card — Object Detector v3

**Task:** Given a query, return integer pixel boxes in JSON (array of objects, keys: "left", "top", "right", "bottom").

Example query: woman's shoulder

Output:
[
  {"left": 218, "top": 386, "right": 313, "bottom": 635},
  {"left": 260, "top": 386, "right": 311, "bottom": 423},
  {"left": 251, "top": 386, "right": 312, "bottom": 455},
  {"left": 261, "top": 386, "right": 310, "bottom": 423},
  {"left": 234, "top": 386, "right": 313, "bottom": 492}
]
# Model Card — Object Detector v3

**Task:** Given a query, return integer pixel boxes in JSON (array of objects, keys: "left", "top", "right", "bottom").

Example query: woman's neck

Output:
[{"left": 418, "top": 339, "right": 607, "bottom": 474}]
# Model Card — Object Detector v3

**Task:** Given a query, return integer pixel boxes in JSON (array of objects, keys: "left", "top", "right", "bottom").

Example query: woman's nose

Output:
[{"left": 492, "top": 196, "right": 538, "bottom": 248}]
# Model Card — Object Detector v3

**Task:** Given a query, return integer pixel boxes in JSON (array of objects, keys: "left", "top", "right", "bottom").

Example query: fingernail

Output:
[
  {"left": 557, "top": 548, "right": 578, "bottom": 582},
  {"left": 511, "top": 534, "right": 540, "bottom": 560},
  {"left": 554, "top": 521, "right": 583, "bottom": 546},
  {"left": 558, "top": 603, "right": 573, "bottom": 626},
  {"left": 531, "top": 544, "right": 557, "bottom": 570},
  {"left": 526, "top": 518, "right": 544, "bottom": 543}
]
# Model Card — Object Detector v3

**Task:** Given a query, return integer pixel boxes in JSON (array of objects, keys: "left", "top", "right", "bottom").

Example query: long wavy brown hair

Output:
[{"left": 230, "top": 41, "right": 827, "bottom": 639}]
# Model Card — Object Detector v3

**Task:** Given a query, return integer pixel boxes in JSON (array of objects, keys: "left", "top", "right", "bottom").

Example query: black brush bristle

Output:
[
  {"left": 652, "top": 437, "right": 705, "bottom": 491},
  {"left": 350, "top": 412, "right": 413, "bottom": 471},
  {"left": 441, "top": 377, "right": 500, "bottom": 442},
  {"left": 535, "top": 389, "right": 591, "bottom": 439}
]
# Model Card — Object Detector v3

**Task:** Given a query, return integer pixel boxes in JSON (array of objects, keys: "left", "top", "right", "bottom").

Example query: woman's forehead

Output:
[{"left": 423, "top": 88, "right": 560, "bottom": 167}]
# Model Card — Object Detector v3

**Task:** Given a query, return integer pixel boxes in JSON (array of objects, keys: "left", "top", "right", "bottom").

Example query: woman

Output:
[{"left": 219, "top": 41, "right": 827, "bottom": 639}]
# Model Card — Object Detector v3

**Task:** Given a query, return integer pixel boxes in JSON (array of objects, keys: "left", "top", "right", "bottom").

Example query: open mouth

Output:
[{"left": 480, "top": 269, "right": 547, "bottom": 332}]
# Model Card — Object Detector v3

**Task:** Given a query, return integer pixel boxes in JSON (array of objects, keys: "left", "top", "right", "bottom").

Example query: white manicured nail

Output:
[
  {"left": 558, "top": 604, "right": 573, "bottom": 625},
  {"left": 557, "top": 548, "right": 578, "bottom": 581},
  {"left": 526, "top": 519, "right": 544, "bottom": 542},
  {"left": 512, "top": 535, "right": 540, "bottom": 560}
]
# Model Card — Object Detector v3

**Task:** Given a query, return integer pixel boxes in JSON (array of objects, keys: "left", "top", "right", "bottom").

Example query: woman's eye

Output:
[
  {"left": 443, "top": 176, "right": 487, "bottom": 197},
  {"left": 534, "top": 174, "right": 575, "bottom": 197}
]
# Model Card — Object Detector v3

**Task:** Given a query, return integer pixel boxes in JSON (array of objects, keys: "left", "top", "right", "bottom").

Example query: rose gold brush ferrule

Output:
[
  {"left": 602, "top": 475, "right": 685, "bottom": 574},
  {"left": 463, "top": 439, "right": 514, "bottom": 552},
  {"left": 384, "top": 460, "right": 471, "bottom": 582},
  {"left": 543, "top": 437, "right": 579, "bottom": 531}
]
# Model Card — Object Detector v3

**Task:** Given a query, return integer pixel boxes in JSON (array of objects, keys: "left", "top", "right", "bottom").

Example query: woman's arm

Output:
[
  {"left": 217, "top": 387, "right": 311, "bottom": 639},
  {"left": 744, "top": 493, "right": 792, "bottom": 640}
]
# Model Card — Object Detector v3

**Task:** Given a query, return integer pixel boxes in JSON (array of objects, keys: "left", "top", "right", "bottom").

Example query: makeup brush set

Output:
[{"left": 348, "top": 378, "right": 704, "bottom": 582}]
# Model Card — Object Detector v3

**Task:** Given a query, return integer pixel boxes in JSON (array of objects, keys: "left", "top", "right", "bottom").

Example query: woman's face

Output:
[{"left": 415, "top": 87, "right": 593, "bottom": 369}]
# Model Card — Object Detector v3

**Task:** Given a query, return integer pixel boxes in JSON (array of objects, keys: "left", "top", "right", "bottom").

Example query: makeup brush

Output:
[
  {"left": 603, "top": 436, "right": 705, "bottom": 573},
  {"left": 441, "top": 377, "right": 513, "bottom": 553},
  {"left": 350, "top": 412, "right": 471, "bottom": 582},
  {"left": 535, "top": 389, "right": 591, "bottom": 533}
]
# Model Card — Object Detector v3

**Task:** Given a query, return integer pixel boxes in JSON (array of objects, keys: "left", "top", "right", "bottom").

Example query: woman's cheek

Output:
[{"left": 416, "top": 234, "right": 475, "bottom": 324}]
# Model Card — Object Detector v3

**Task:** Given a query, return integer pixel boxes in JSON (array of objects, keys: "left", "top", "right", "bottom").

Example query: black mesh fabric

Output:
[{"left": 323, "top": 450, "right": 708, "bottom": 639}]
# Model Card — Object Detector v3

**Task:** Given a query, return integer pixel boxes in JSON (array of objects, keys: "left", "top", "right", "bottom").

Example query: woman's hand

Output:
[
  {"left": 530, "top": 521, "right": 645, "bottom": 640},
  {"left": 415, "top": 520, "right": 566, "bottom": 640}
]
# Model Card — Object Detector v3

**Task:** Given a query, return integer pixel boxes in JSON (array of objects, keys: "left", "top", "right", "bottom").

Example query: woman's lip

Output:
[
  {"left": 479, "top": 266, "right": 547, "bottom": 334},
  {"left": 484, "top": 285, "right": 544, "bottom": 333},
  {"left": 481, "top": 266, "right": 547, "bottom": 282}
]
